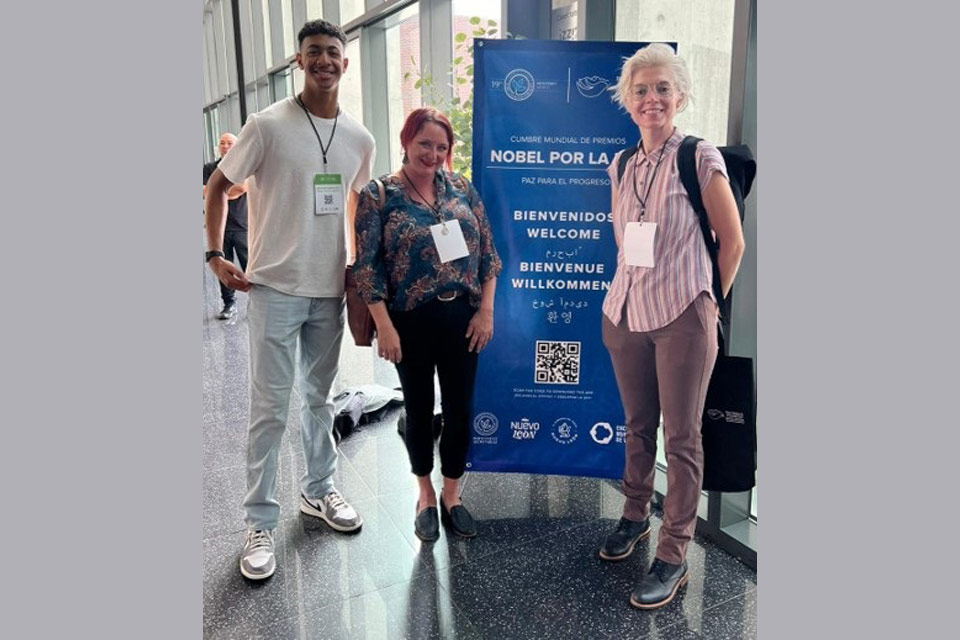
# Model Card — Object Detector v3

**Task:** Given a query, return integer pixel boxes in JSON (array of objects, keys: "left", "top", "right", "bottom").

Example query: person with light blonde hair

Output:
[{"left": 598, "top": 43, "right": 745, "bottom": 610}]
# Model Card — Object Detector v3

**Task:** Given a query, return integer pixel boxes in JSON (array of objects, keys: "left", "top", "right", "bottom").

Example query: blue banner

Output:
[{"left": 468, "top": 39, "right": 660, "bottom": 479}]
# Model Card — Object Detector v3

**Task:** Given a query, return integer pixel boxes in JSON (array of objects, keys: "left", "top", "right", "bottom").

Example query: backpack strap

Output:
[
  {"left": 677, "top": 135, "right": 730, "bottom": 330},
  {"left": 615, "top": 145, "right": 639, "bottom": 184}
]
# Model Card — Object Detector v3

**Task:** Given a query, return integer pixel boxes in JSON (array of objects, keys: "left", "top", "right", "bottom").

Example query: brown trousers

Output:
[{"left": 602, "top": 293, "right": 718, "bottom": 565}]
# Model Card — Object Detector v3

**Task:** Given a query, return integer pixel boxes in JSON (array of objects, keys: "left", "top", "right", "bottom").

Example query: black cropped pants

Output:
[{"left": 390, "top": 296, "right": 478, "bottom": 479}]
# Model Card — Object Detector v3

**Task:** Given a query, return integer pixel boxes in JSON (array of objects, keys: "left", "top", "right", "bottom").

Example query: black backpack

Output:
[{"left": 616, "top": 136, "right": 756, "bottom": 323}]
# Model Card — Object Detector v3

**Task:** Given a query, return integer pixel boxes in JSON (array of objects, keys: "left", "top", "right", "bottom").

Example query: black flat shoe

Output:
[
  {"left": 630, "top": 559, "right": 689, "bottom": 610},
  {"left": 414, "top": 502, "right": 439, "bottom": 542},
  {"left": 439, "top": 495, "right": 477, "bottom": 538}
]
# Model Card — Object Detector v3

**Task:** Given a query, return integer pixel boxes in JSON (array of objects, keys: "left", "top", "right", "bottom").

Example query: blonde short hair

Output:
[{"left": 611, "top": 43, "right": 692, "bottom": 112}]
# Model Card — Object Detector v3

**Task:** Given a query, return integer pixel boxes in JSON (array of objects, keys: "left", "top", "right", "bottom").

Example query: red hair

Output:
[{"left": 399, "top": 107, "right": 454, "bottom": 170}]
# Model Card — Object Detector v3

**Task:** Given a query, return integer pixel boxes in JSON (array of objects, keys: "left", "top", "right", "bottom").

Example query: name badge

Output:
[
  {"left": 623, "top": 221, "right": 658, "bottom": 268},
  {"left": 314, "top": 173, "right": 344, "bottom": 216},
  {"left": 430, "top": 219, "right": 469, "bottom": 263}
]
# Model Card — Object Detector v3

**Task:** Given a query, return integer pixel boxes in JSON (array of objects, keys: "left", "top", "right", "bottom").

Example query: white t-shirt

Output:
[{"left": 218, "top": 97, "right": 375, "bottom": 297}]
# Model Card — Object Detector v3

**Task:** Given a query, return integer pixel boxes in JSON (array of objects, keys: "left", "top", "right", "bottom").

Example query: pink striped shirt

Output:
[{"left": 602, "top": 130, "right": 728, "bottom": 332}]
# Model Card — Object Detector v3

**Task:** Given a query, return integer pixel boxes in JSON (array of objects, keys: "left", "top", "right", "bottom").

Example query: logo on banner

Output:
[
  {"left": 504, "top": 69, "right": 535, "bottom": 101},
  {"left": 510, "top": 417, "right": 541, "bottom": 440},
  {"left": 590, "top": 422, "right": 614, "bottom": 445},
  {"left": 551, "top": 417, "right": 578, "bottom": 445},
  {"left": 576, "top": 75, "right": 611, "bottom": 98},
  {"left": 473, "top": 412, "right": 499, "bottom": 436},
  {"left": 706, "top": 408, "right": 746, "bottom": 425}
]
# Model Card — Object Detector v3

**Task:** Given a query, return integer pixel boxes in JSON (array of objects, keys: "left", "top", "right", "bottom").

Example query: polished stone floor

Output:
[{"left": 202, "top": 266, "right": 757, "bottom": 639}]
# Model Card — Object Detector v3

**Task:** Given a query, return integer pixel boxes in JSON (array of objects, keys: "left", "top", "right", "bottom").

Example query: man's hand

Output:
[
  {"left": 226, "top": 180, "right": 248, "bottom": 200},
  {"left": 209, "top": 257, "right": 251, "bottom": 292}
]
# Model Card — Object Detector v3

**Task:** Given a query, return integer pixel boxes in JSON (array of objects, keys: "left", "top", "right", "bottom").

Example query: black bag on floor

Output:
[{"left": 701, "top": 348, "right": 756, "bottom": 492}]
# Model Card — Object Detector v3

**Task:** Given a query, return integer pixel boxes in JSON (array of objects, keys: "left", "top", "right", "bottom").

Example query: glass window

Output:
[
  {"left": 260, "top": 0, "right": 273, "bottom": 70},
  {"left": 449, "top": 0, "right": 501, "bottom": 177},
  {"left": 246, "top": 85, "right": 260, "bottom": 115},
  {"left": 452, "top": 0, "right": 501, "bottom": 84},
  {"left": 270, "top": 66, "right": 294, "bottom": 103},
  {"left": 551, "top": 0, "right": 578, "bottom": 41},
  {"left": 257, "top": 82, "right": 271, "bottom": 113},
  {"left": 204, "top": 106, "right": 220, "bottom": 163},
  {"left": 340, "top": 0, "right": 366, "bottom": 26},
  {"left": 203, "top": 111, "right": 212, "bottom": 163},
  {"left": 281, "top": 0, "right": 296, "bottom": 57},
  {"left": 306, "top": 0, "right": 323, "bottom": 20},
  {"left": 385, "top": 3, "right": 421, "bottom": 168},
  {"left": 615, "top": 0, "right": 736, "bottom": 146},
  {"left": 340, "top": 37, "right": 363, "bottom": 124},
  {"left": 210, "top": 106, "right": 221, "bottom": 143},
  {"left": 292, "top": 65, "right": 304, "bottom": 95}
]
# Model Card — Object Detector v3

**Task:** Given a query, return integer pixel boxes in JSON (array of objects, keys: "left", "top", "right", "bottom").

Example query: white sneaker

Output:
[
  {"left": 300, "top": 490, "right": 363, "bottom": 532},
  {"left": 239, "top": 529, "right": 276, "bottom": 580}
]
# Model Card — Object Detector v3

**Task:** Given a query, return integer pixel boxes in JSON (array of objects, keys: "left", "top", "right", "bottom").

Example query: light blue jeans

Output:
[{"left": 243, "top": 284, "right": 344, "bottom": 530}]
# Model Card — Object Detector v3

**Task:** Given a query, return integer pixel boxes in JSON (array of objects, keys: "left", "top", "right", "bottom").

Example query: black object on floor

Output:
[
  {"left": 333, "top": 385, "right": 404, "bottom": 444},
  {"left": 396, "top": 412, "right": 443, "bottom": 440}
]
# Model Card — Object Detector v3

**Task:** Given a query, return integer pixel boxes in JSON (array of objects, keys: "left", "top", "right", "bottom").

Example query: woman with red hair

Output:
[{"left": 353, "top": 107, "right": 502, "bottom": 542}]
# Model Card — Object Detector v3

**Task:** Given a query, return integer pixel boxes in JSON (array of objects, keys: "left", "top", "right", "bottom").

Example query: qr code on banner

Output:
[{"left": 535, "top": 341, "right": 581, "bottom": 385}]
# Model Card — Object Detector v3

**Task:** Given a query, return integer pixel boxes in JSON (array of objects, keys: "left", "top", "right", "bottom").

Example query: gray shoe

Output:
[
  {"left": 300, "top": 490, "right": 363, "bottom": 532},
  {"left": 239, "top": 529, "right": 276, "bottom": 580},
  {"left": 217, "top": 302, "right": 236, "bottom": 320}
]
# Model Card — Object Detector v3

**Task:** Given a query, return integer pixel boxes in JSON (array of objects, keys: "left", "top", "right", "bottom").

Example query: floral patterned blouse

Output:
[{"left": 353, "top": 170, "right": 502, "bottom": 312}]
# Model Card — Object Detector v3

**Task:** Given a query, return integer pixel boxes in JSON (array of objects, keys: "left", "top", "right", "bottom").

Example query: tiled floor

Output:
[{"left": 202, "top": 266, "right": 757, "bottom": 639}]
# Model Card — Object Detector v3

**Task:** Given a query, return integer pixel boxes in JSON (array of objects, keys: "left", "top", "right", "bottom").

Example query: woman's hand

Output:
[
  {"left": 368, "top": 301, "right": 402, "bottom": 363},
  {"left": 465, "top": 308, "right": 494, "bottom": 353},
  {"left": 377, "top": 324, "right": 403, "bottom": 363}
]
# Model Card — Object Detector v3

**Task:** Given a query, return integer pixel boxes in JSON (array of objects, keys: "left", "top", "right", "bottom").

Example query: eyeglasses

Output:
[{"left": 629, "top": 82, "right": 674, "bottom": 100}]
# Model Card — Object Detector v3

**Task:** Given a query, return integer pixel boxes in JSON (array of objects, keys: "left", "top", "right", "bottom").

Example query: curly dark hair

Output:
[{"left": 297, "top": 19, "right": 346, "bottom": 47}]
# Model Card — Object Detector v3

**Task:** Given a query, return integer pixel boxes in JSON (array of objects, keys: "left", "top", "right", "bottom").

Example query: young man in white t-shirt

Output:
[{"left": 204, "top": 19, "right": 376, "bottom": 581}]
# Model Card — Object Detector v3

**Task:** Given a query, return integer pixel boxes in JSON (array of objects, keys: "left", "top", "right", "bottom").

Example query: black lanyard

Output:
[
  {"left": 296, "top": 93, "right": 339, "bottom": 168},
  {"left": 401, "top": 169, "right": 445, "bottom": 225},
  {"left": 631, "top": 133, "right": 672, "bottom": 220}
]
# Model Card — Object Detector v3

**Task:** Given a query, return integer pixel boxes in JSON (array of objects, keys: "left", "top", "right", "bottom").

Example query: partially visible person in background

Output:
[{"left": 203, "top": 133, "right": 248, "bottom": 320}]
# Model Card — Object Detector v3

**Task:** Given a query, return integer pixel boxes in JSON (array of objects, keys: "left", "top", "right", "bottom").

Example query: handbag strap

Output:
[
  {"left": 349, "top": 179, "right": 387, "bottom": 272},
  {"left": 373, "top": 178, "right": 386, "bottom": 213}
]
